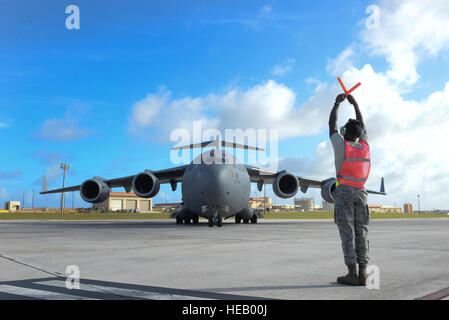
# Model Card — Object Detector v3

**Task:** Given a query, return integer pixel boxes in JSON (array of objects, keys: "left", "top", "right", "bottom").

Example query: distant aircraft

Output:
[{"left": 41, "top": 137, "right": 386, "bottom": 227}]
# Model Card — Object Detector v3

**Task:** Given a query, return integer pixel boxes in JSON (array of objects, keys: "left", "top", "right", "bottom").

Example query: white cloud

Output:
[
  {"left": 279, "top": 141, "right": 335, "bottom": 179},
  {"left": 34, "top": 102, "right": 91, "bottom": 142},
  {"left": 361, "top": 0, "right": 449, "bottom": 86},
  {"left": 305, "top": 78, "right": 323, "bottom": 86},
  {"left": 130, "top": 91, "right": 170, "bottom": 128},
  {"left": 35, "top": 118, "right": 89, "bottom": 142},
  {"left": 129, "top": 79, "right": 339, "bottom": 142},
  {"left": 327, "top": 46, "right": 355, "bottom": 77},
  {"left": 272, "top": 58, "right": 295, "bottom": 76}
]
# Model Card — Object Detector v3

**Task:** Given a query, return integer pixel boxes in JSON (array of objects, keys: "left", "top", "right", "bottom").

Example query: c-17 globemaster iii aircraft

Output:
[{"left": 41, "top": 137, "right": 386, "bottom": 227}]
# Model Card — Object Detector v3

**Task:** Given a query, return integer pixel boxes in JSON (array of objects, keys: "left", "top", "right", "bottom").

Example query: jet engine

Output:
[
  {"left": 272, "top": 172, "right": 299, "bottom": 199},
  {"left": 321, "top": 178, "right": 337, "bottom": 204},
  {"left": 80, "top": 178, "right": 110, "bottom": 203},
  {"left": 132, "top": 171, "right": 160, "bottom": 198}
]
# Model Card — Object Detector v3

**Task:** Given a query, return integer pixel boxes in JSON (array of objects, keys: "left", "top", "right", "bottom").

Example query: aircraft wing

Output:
[
  {"left": 244, "top": 165, "right": 386, "bottom": 195},
  {"left": 244, "top": 165, "right": 322, "bottom": 191},
  {"left": 40, "top": 165, "right": 188, "bottom": 194}
]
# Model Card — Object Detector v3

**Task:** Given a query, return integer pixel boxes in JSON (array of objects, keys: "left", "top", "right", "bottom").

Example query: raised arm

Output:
[
  {"left": 329, "top": 94, "right": 346, "bottom": 138},
  {"left": 347, "top": 94, "right": 367, "bottom": 132}
]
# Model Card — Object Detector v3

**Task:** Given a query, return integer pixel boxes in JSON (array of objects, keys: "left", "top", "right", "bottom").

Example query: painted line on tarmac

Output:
[
  {"left": 0, "top": 284, "right": 90, "bottom": 300},
  {"left": 416, "top": 286, "right": 449, "bottom": 300},
  {"left": 0, "top": 253, "right": 263, "bottom": 300},
  {"left": 40, "top": 280, "right": 211, "bottom": 300},
  {"left": 0, "top": 253, "right": 65, "bottom": 277}
]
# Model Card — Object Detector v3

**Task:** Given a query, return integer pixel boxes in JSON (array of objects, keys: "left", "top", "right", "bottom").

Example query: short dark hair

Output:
[{"left": 344, "top": 119, "right": 363, "bottom": 141}]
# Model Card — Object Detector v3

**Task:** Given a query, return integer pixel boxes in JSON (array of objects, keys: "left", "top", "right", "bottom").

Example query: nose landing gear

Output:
[
  {"left": 208, "top": 210, "right": 223, "bottom": 227},
  {"left": 202, "top": 205, "right": 227, "bottom": 228}
]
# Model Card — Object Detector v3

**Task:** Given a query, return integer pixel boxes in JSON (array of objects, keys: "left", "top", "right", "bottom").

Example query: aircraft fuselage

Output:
[{"left": 181, "top": 149, "right": 251, "bottom": 219}]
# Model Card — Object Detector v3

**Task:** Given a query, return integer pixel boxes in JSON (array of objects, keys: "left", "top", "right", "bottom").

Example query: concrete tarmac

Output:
[{"left": 0, "top": 218, "right": 448, "bottom": 300}]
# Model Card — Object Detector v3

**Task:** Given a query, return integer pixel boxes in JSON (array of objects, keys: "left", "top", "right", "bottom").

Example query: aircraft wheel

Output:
[
  {"left": 176, "top": 216, "right": 183, "bottom": 224},
  {"left": 250, "top": 215, "right": 258, "bottom": 224},
  {"left": 193, "top": 215, "right": 199, "bottom": 224},
  {"left": 243, "top": 219, "right": 250, "bottom": 224},
  {"left": 216, "top": 215, "right": 223, "bottom": 227},
  {"left": 208, "top": 217, "right": 214, "bottom": 227},
  {"left": 235, "top": 216, "right": 242, "bottom": 224},
  {"left": 184, "top": 218, "right": 191, "bottom": 224}
]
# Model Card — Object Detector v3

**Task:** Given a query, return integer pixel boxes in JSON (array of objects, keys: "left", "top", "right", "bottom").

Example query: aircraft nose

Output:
[{"left": 200, "top": 165, "right": 230, "bottom": 203}]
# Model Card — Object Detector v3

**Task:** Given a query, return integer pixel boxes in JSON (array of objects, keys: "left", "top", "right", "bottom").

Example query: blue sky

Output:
[{"left": 1, "top": 0, "right": 449, "bottom": 210}]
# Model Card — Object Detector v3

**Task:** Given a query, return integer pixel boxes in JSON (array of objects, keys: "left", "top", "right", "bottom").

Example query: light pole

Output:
[
  {"left": 263, "top": 183, "right": 266, "bottom": 212},
  {"left": 60, "top": 163, "right": 71, "bottom": 214},
  {"left": 32, "top": 189, "right": 34, "bottom": 211},
  {"left": 417, "top": 194, "right": 421, "bottom": 214}
]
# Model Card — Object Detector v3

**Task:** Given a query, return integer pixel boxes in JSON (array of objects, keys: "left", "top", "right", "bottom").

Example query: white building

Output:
[
  {"left": 294, "top": 198, "right": 314, "bottom": 212},
  {"left": 4, "top": 201, "right": 20, "bottom": 212}
]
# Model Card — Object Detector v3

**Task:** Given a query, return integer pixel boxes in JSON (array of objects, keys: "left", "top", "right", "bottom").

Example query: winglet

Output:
[
  {"left": 42, "top": 175, "right": 47, "bottom": 193},
  {"left": 366, "top": 177, "right": 387, "bottom": 195},
  {"left": 380, "top": 177, "right": 385, "bottom": 193}
]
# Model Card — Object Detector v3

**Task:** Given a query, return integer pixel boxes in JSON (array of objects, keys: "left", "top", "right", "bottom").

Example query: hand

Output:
[
  {"left": 335, "top": 93, "right": 346, "bottom": 104},
  {"left": 347, "top": 94, "right": 357, "bottom": 105}
]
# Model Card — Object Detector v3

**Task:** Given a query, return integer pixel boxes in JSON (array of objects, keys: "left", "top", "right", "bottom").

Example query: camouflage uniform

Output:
[{"left": 334, "top": 184, "right": 370, "bottom": 265}]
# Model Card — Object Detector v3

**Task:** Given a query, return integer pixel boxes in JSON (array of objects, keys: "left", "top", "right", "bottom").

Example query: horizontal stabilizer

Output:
[{"left": 172, "top": 135, "right": 265, "bottom": 151}]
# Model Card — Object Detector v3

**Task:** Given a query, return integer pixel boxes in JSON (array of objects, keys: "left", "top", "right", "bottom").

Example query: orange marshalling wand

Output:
[{"left": 337, "top": 76, "right": 361, "bottom": 96}]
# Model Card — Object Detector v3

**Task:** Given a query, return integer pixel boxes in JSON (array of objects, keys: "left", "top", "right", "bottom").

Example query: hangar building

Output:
[{"left": 92, "top": 192, "right": 152, "bottom": 212}]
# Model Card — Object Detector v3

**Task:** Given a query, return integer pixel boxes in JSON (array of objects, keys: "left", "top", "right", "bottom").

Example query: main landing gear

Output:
[
  {"left": 234, "top": 215, "right": 257, "bottom": 224},
  {"left": 251, "top": 214, "right": 258, "bottom": 224},
  {"left": 176, "top": 215, "right": 199, "bottom": 224}
]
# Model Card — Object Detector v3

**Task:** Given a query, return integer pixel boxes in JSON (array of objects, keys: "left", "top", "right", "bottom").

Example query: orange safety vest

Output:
[{"left": 337, "top": 139, "right": 371, "bottom": 189}]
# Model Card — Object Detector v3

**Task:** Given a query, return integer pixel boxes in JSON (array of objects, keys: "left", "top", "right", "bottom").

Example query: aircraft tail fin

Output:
[{"left": 171, "top": 135, "right": 265, "bottom": 151}]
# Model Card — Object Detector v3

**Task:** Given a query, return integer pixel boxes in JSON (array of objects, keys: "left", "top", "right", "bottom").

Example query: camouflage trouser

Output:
[{"left": 334, "top": 185, "right": 370, "bottom": 265}]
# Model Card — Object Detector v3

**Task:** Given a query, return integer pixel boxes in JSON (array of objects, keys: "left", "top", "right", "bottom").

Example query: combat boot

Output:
[
  {"left": 358, "top": 263, "right": 367, "bottom": 286},
  {"left": 337, "top": 264, "right": 359, "bottom": 286}
]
